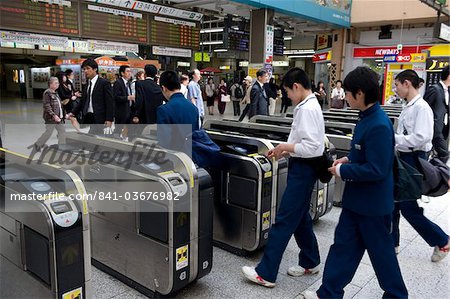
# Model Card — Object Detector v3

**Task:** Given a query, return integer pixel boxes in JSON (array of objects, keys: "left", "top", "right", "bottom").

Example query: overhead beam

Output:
[{"left": 419, "top": 0, "right": 450, "bottom": 17}]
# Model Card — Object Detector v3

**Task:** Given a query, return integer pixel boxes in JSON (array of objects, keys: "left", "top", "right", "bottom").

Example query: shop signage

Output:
[
  {"left": 410, "top": 53, "right": 426, "bottom": 63},
  {"left": 264, "top": 25, "right": 274, "bottom": 64},
  {"left": 0, "top": 30, "right": 68, "bottom": 47},
  {"left": 396, "top": 55, "right": 411, "bottom": 63},
  {"left": 313, "top": 51, "right": 332, "bottom": 63},
  {"left": 154, "top": 16, "right": 196, "bottom": 27},
  {"left": 153, "top": 46, "right": 191, "bottom": 57},
  {"left": 87, "top": 4, "right": 143, "bottom": 18},
  {"left": 383, "top": 55, "right": 397, "bottom": 62},
  {"left": 86, "top": 0, "right": 203, "bottom": 21},
  {"left": 239, "top": 61, "right": 249, "bottom": 67},
  {"left": 353, "top": 45, "right": 431, "bottom": 58},
  {"left": 177, "top": 61, "right": 190, "bottom": 67},
  {"left": 316, "top": 34, "right": 330, "bottom": 50},
  {"left": 426, "top": 57, "right": 450, "bottom": 71},
  {"left": 219, "top": 66, "right": 231, "bottom": 70}
]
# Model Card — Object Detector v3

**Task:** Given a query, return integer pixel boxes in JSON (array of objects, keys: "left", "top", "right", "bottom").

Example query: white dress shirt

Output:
[
  {"left": 440, "top": 81, "right": 449, "bottom": 126},
  {"left": 287, "top": 94, "right": 325, "bottom": 158},
  {"left": 87, "top": 74, "right": 99, "bottom": 113},
  {"left": 180, "top": 84, "right": 188, "bottom": 98},
  {"left": 331, "top": 87, "right": 345, "bottom": 100},
  {"left": 395, "top": 94, "right": 433, "bottom": 152}
]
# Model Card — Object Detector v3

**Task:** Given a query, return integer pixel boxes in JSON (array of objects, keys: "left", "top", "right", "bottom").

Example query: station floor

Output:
[{"left": 0, "top": 97, "right": 449, "bottom": 299}]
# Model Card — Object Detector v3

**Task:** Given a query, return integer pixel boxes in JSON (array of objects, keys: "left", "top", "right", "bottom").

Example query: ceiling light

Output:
[
  {"left": 283, "top": 36, "right": 293, "bottom": 41},
  {"left": 288, "top": 55, "right": 314, "bottom": 58},
  {"left": 200, "top": 28, "right": 224, "bottom": 33},
  {"left": 214, "top": 49, "right": 228, "bottom": 52},
  {"left": 200, "top": 41, "right": 224, "bottom": 45}
]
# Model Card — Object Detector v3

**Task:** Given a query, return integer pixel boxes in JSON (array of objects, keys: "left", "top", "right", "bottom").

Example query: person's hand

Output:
[
  {"left": 65, "top": 112, "right": 74, "bottom": 120},
  {"left": 75, "top": 91, "right": 81, "bottom": 97},
  {"left": 105, "top": 121, "right": 112, "bottom": 127},
  {"left": 328, "top": 165, "right": 339, "bottom": 177},
  {"left": 267, "top": 144, "right": 286, "bottom": 160},
  {"left": 132, "top": 117, "right": 139, "bottom": 124},
  {"left": 62, "top": 99, "right": 70, "bottom": 105},
  {"left": 332, "top": 156, "right": 349, "bottom": 167},
  {"left": 128, "top": 95, "right": 135, "bottom": 101},
  {"left": 53, "top": 115, "right": 61, "bottom": 123}
]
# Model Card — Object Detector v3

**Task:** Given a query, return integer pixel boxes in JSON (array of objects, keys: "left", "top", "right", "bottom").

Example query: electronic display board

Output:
[
  {"left": 227, "top": 29, "right": 250, "bottom": 51},
  {"left": 0, "top": 0, "right": 79, "bottom": 36},
  {"left": 150, "top": 19, "right": 199, "bottom": 49},
  {"left": 274, "top": 37, "right": 284, "bottom": 56},
  {"left": 81, "top": 3, "right": 147, "bottom": 43}
]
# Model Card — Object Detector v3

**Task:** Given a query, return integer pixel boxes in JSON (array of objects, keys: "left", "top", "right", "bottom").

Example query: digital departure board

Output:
[
  {"left": 82, "top": 3, "right": 147, "bottom": 44},
  {"left": 150, "top": 19, "right": 200, "bottom": 49},
  {"left": 227, "top": 29, "right": 250, "bottom": 51},
  {"left": 0, "top": 0, "right": 79, "bottom": 36},
  {"left": 274, "top": 37, "right": 284, "bottom": 56}
]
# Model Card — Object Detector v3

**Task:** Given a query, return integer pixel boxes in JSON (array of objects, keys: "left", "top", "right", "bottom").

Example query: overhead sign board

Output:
[
  {"left": 86, "top": 0, "right": 203, "bottom": 21},
  {"left": 0, "top": 30, "right": 68, "bottom": 47},
  {"left": 153, "top": 46, "right": 192, "bottom": 57}
]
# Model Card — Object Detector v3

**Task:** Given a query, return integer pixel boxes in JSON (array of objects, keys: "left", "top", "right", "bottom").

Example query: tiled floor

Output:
[{"left": 1, "top": 98, "right": 449, "bottom": 298}]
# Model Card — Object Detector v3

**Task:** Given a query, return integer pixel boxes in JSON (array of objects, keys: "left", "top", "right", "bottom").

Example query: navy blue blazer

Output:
[
  {"left": 157, "top": 92, "right": 200, "bottom": 151},
  {"left": 340, "top": 103, "right": 395, "bottom": 216},
  {"left": 424, "top": 83, "right": 449, "bottom": 139}
]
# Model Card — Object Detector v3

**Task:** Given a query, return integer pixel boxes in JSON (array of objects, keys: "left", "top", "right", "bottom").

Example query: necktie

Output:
[{"left": 87, "top": 80, "right": 93, "bottom": 113}]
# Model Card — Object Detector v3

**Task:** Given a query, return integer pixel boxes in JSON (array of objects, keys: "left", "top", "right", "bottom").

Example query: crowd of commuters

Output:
[{"left": 28, "top": 59, "right": 450, "bottom": 299}]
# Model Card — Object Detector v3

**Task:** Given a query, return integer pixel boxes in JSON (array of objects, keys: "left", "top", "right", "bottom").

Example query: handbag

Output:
[
  {"left": 331, "top": 96, "right": 344, "bottom": 109},
  {"left": 416, "top": 156, "right": 449, "bottom": 197},
  {"left": 393, "top": 155, "right": 423, "bottom": 202},
  {"left": 221, "top": 94, "right": 231, "bottom": 102},
  {"left": 298, "top": 137, "right": 335, "bottom": 183}
]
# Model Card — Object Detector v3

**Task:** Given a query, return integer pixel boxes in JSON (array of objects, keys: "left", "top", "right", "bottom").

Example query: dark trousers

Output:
[
  {"left": 232, "top": 101, "right": 241, "bottom": 116},
  {"left": 238, "top": 104, "right": 250, "bottom": 121},
  {"left": 392, "top": 151, "right": 449, "bottom": 248},
  {"left": 432, "top": 134, "right": 449, "bottom": 163},
  {"left": 317, "top": 209, "right": 408, "bottom": 299},
  {"left": 83, "top": 113, "right": 103, "bottom": 135},
  {"left": 255, "top": 159, "right": 319, "bottom": 283}
]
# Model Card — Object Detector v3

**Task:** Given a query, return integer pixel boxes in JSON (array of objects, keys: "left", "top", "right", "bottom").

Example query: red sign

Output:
[
  {"left": 396, "top": 55, "right": 411, "bottom": 62},
  {"left": 313, "top": 51, "right": 331, "bottom": 62},
  {"left": 353, "top": 45, "right": 432, "bottom": 58}
]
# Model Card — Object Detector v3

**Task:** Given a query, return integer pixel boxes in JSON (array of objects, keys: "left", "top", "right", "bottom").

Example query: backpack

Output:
[
  {"left": 234, "top": 84, "right": 244, "bottom": 99},
  {"left": 416, "top": 156, "right": 449, "bottom": 197}
]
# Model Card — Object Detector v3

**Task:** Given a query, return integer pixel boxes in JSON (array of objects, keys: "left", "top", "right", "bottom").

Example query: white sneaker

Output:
[
  {"left": 298, "top": 290, "right": 319, "bottom": 299},
  {"left": 431, "top": 238, "right": 450, "bottom": 262},
  {"left": 241, "top": 266, "right": 276, "bottom": 288},
  {"left": 287, "top": 265, "right": 320, "bottom": 277}
]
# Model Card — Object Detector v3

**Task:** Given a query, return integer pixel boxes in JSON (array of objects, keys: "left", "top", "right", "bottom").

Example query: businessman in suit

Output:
[
  {"left": 300, "top": 67, "right": 407, "bottom": 299},
  {"left": 156, "top": 70, "right": 199, "bottom": 151},
  {"left": 249, "top": 69, "right": 269, "bottom": 119},
  {"left": 67, "top": 58, "right": 113, "bottom": 134},
  {"left": 424, "top": 65, "right": 450, "bottom": 163},
  {"left": 113, "top": 65, "right": 135, "bottom": 136},
  {"left": 133, "top": 64, "right": 164, "bottom": 125}
]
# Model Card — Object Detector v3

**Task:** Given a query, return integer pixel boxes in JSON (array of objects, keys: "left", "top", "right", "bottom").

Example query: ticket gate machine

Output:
[
  {"left": 135, "top": 132, "right": 282, "bottom": 255},
  {"left": 0, "top": 149, "right": 91, "bottom": 299},
  {"left": 35, "top": 133, "right": 213, "bottom": 297},
  {"left": 203, "top": 120, "right": 350, "bottom": 219}
]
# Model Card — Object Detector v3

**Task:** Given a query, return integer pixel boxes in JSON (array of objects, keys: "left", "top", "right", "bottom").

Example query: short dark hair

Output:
[
  {"left": 395, "top": 69, "right": 420, "bottom": 89},
  {"left": 441, "top": 65, "right": 450, "bottom": 81},
  {"left": 81, "top": 58, "right": 98, "bottom": 72},
  {"left": 144, "top": 64, "right": 158, "bottom": 78},
  {"left": 256, "top": 69, "right": 267, "bottom": 78},
  {"left": 65, "top": 69, "right": 73, "bottom": 76},
  {"left": 159, "top": 70, "right": 181, "bottom": 91},
  {"left": 119, "top": 65, "right": 130, "bottom": 77},
  {"left": 336, "top": 80, "right": 343, "bottom": 85},
  {"left": 419, "top": 78, "right": 425, "bottom": 84},
  {"left": 343, "top": 66, "right": 380, "bottom": 105},
  {"left": 281, "top": 67, "right": 311, "bottom": 90}
]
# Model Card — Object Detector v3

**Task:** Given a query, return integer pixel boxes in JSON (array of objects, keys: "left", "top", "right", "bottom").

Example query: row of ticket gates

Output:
[{"left": 0, "top": 105, "right": 403, "bottom": 298}]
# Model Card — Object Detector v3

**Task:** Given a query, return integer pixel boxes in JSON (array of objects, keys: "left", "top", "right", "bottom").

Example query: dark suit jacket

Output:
[
  {"left": 135, "top": 78, "right": 164, "bottom": 124},
  {"left": 339, "top": 103, "right": 395, "bottom": 216},
  {"left": 249, "top": 82, "right": 268, "bottom": 119},
  {"left": 157, "top": 93, "right": 199, "bottom": 151},
  {"left": 113, "top": 78, "right": 131, "bottom": 124},
  {"left": 424, "top": 83, "right": 449, "bottom": 139},
  {"left": 72, "top": 76, "right": 114, "bottom": 124}
]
